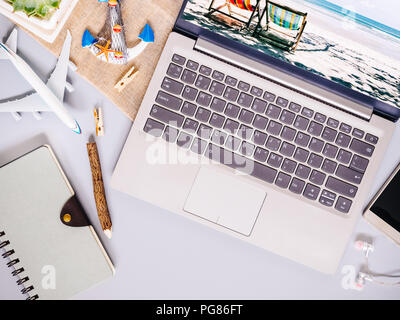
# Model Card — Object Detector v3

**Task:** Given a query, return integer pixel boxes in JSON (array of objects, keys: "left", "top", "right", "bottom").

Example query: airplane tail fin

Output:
[{"left": 0, "top": 28, "right": 18, "bottom": 60}]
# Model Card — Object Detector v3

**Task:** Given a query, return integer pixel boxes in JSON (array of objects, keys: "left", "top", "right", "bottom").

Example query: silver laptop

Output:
[{"left": 112, "top": 0, "right": 400, "bottom": 273}]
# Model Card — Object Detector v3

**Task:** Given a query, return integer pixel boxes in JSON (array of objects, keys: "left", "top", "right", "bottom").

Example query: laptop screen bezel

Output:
[{"left": 174, "top": 0, "right": 400, "bottom": 121}]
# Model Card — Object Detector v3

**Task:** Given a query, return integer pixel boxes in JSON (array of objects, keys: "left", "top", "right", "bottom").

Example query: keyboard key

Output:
[
  {"left": 197, "top": 123, "right": 212, "bottom": 139},
  {"left": 336, "top": 149, "right": 352, "bottom": 164},
  {"left": 212, "top": 70, "right": 224, "bottom": 81},
  {"left": 314, "top": 112, "right": 326, "bottom": 123},
  {"left": 182, "top": 86, "right": 198, "bottom": 101},
  {"left": 183, "top": 118, "right": 199, "bottom": 133},
  {"left": 335, "top": 196, "right": 352, "bottom": 214},
  {"left": 275, "top": 172, "right": 291, "bottom": 189},
  {"left": 162, "top": 77, "right": 183, "bottom": 95},
  {"left": 209, "top": 113, "right": 225, "bottom": 128},
  {"left": 251, "top": 86, "right": 263, "bottom": 97},
  {"left": 281, "top": 126, "right": 296, "bottom": 141},
  {"left": 254, "top": 147, "right": 269, "bottom": 162},
  {"left": 209, "top": 81, "right": 225, "bottom": 96},
  {"left": 365, "top": 133, "right": 378, "bottom": 144},
  {"left": 303, "top": 183, "right": 320, "bottom": 200},
  {"left": 294, "top": 147, "right": 309, "bottom": 162},
  {"left": 223, "top": 119, "right": 239, "bottom": 133},
  {"left": 196, "top": 92, "right": 212, "bottom": 107},
  {"left": 224, "top": 86, "right": 239, "bottom": 102},
  {"left": 240, "top": 141, "right": 255, "bottom": 156},
  {"left": 340, "top": 123, "right": 352, "bottom": 134},
  {"left": 289, "top": 178, "right": 306, "bottom": 194},
  {"left": 195, "top": 107, "right": 211, "bottom": 122},
  {"left": 266, "top": 120, "right": 282, "bottom": 135},
  {"left": 289, "top": 102, "right": 301, "bottom": 113},
  {"left": 326, "top": 176, "right": 358, "bottom": 198},
  {"left": 301, "top": 107, "right": 314, "bottom": 118},
  {"left": 167, "top": 63, "right": 183, "bottom": 78},
  {"left": 172, "top": 54, "right": 185, "bottom": 65},
  {"left": 252, "top": 98, "right": 268, "bottom": 113},
  {"left": 191, "top": 137, "right": 207, "bottom": 154},
  {"left": 199, "top": 65, "right": 212, "bottom": 76},
  {"left": 186, "top": 60, "right": 199, "bottom": 71},
  {"left": 308, "top": 153, "right": 323, "bottom": 168},
  {"left": 276, "top": 97, "right": 288, "bottom": 108},
  {"left": 252, "top": 130, "right": 268, "bottom": 145},
  {"left": 238, "top": 92, "right": 253, "bottom": 108},
  {"left": 280, "top": 110, "right": 295, "bottom": 125},
  {"left": 310, "top": 170, "right": 326, "bottom": 185},
  {"left": 225, "top": 76, "right": 238, "bottom": 87},
  {"left": 296, "top": 164, "right": 311, "bottom": 179},
  {"left": 156, "top": 91, "right": 182, "bottom": 110},
  {"left": 280, "top": 142, "right": 295, "bottom": 157},
  {"left": 349, "top": 139, "right": 374, "bottom": 157},
  {"left": 336, "top": 165, "right": 364, "bottom": 184},
  {"left": 177, "top": 132, "right": 193, "bottom": 148},
  {"left": 253, "top": 114, "right": 268, "bottom": 130},
  {"left": 181, "top": 69, "right": 196, "bottom": 84},
  {"left": 195, "top": 75, "right": 211, "bottom": 90},
  {"left": 294, "top": 115, "right": 309, "bottom": 131},
  {"left": 181, "top": 101, "right": 197, "bottom": 117},
  {"left": 322, "top": 159, "right": 337, "bottom": 174},
  {"left": 322, "top": 127, "right": 337, "bottom": 142},
  {"left": 225, "top": 103, "right": 240, "bottom": 118},
  {"left": 266, "top": 104, "right": 281, "bottom": 119},
  {"left": 319, "top": 196, "right": 334, "bottom": 207},
  {"left": 210, "top": 97, "right": 226, "bottom": 112},
  {"left": 150, "top": 105, "right": 184, "bottom": 127},
  {"left": 327, "top": 118, "right": 339, "bottom": 128},
  {"left": 267, "top": 153, "right": 283, "bottom": 168},
  {"left": 336, "top": 133, "right": 351, "bottom": 148},
  {"left": 282, "top": 158, "right": 297, "bottom": 174},
  {"left": 239, "top": 109, "right": 254, "bottom": 124},
  {"left": 319, "top": 190, "right": 336, "bottom": 207},
  {"left": 322, "top": 143, "right": 338, "bottom": 158},
  {"left": 238, "top": 81, "right": 250, "bottom": 92},
  {"left": 144, "top": 118, "right": 164, "bottom": 137},
  {"left": 238, "top": 124, "right": 253, "bottom": 140},
  {"left": 350, "top": 155, "right": 369, "bottom": 173},
  {"left": 352, "top": 128, "right": 364, "bottom": 139},
  {"left": 266, "top": 136, "right": 281, "bottom": 151},
  {"left": 309, "top": 137, "right": 324, "bottom": 153},
  {"left": 295, "top": 132, "right": 310, "bottom": 147},
  {"left": 225, "top": 135, "right": 241, "bottom": 151},
  {"left": 211, "top": 130, "right": 227, "bottom": 145},
  {"left": 308, "top": 121, "right": 323, "bottom": 136},
  {"left": 162, "top": 126, "right": 179, "bottom": 143},
  {"left": 263, "top": 91, "right": 276, "bottom": 102}
]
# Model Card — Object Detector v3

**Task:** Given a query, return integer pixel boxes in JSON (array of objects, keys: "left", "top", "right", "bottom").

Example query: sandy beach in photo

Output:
[{"left": 183, "top": 0, "right": 400, "bottom": 108}]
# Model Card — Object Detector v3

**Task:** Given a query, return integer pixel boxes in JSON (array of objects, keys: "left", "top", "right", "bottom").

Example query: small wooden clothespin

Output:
[
  {"left": 114, "top": 65, "right": 138, "bottom": 93},
  {"left": 93, "top": 107, "right": 104, "bottom": 136}
]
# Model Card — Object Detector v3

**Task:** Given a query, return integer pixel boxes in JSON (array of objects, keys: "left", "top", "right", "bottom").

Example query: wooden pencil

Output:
[{"left": 86, "top": 141, "right": 112, "bottom": 239}]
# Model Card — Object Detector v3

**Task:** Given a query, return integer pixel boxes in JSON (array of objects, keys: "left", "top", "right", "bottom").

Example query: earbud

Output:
[{"left": 354, "top": 240, "right": 374, "bottom": 257}]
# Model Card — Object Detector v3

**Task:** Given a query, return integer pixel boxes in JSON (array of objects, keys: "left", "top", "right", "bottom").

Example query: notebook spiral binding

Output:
[{"left": 0, "top": 231, "right": 39, "bottom": 300}]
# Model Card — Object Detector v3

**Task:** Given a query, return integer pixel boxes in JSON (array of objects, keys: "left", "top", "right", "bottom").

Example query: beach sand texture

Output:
[{"left": 183, "top": 0, "right": 400, "bottom": 108}]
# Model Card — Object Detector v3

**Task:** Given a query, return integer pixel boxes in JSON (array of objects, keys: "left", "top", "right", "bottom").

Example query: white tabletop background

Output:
[{"left": 0, "top": 15, "right": 400, "bottom": 300}]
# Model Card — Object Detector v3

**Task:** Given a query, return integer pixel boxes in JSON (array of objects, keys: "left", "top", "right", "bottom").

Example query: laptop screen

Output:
[{"left": 179, "top": 0, "right": 400, "bottom": 115}]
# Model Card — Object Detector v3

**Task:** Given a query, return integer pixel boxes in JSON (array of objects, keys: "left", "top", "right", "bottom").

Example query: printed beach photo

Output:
[{"left": 182, "top": 0, "right": 400, "bottom": 108}]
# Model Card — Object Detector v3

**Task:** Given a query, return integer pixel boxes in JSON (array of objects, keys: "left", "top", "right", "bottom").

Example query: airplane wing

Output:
[
  {"left": 46, "top": 30, "right": 72, "bottom": 101},
  {"left": 0, "top": 93, "right": 50, "bottom": 112}
]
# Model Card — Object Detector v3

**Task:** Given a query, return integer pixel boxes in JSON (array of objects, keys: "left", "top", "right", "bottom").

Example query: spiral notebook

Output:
[{"left": 0, "top": 145, "right": 115, "bottom": 300}]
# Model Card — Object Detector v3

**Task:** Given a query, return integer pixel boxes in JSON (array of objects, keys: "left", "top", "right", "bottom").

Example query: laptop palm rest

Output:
[{"left": 183, "top": 167, "right": 266, "bottom": 236}]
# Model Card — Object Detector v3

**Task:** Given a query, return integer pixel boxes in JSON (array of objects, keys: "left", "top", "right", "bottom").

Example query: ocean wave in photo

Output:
[{"left": 183, "top": 0, "right": 400, "bottom": 108}]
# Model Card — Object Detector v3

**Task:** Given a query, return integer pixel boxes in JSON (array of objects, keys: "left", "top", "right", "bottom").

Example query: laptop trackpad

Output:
[{"left": 183, "top": 167, "right": 266, "bottom": 236}]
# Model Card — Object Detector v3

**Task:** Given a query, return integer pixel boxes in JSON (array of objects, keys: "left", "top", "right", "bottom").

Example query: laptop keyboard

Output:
[{"left": 143, "top": 53, "right": 379, "bottom": 215}]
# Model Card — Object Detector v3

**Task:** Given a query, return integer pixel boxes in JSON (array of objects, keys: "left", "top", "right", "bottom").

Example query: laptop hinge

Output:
[{"left": 194, "top": 37, "right": 373, "bottom": 121}]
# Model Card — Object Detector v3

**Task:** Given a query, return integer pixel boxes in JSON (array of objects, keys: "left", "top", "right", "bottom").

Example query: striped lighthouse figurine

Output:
[{"left": 82, "top": 0, "right": 155, "bottom": 65}]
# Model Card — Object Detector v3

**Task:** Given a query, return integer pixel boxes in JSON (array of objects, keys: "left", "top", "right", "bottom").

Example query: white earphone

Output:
[{"left": 354, "top": 239, "right": 400, "bottom": 289}]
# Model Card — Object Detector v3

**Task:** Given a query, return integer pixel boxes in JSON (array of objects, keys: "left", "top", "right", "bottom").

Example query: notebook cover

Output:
[{"left": 0, "top": 145, "right": 114, "bottom": 300}]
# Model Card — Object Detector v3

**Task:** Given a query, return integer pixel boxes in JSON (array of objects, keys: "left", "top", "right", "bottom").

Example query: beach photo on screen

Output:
[{"left": 183, "top": 0, "right": 400, "bottom": 108}]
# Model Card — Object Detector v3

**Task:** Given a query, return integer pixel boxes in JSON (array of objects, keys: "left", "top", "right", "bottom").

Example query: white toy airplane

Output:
[{"left": 0, "top": 28, "right": 81, "bottom": 134}]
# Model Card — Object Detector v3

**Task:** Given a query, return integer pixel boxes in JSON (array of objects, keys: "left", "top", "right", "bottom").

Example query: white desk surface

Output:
[{"left": 0, "top": 16, "right": 400, "bottom": 300}]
